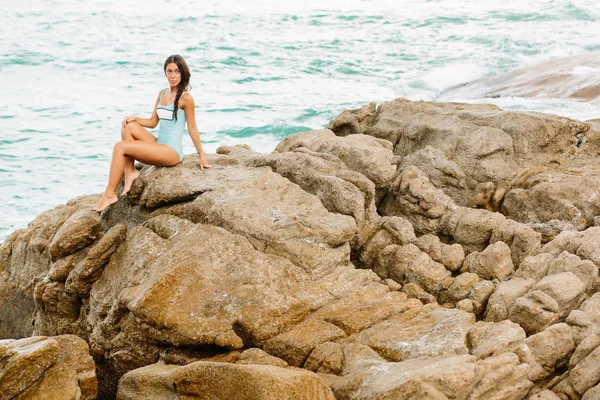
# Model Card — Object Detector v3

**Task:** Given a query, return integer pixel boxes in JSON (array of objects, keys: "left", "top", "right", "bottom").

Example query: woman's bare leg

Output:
[
  {"left": 93, "top": 141, "right": 179, "bottom": 212},
  {"left": 120, "top": 122, "right": 157, "bottom": 195}
]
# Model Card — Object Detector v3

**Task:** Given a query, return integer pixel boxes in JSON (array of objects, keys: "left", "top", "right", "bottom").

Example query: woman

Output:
[{"left": 93, "top": 54, "right": 211, "bottom": 212}]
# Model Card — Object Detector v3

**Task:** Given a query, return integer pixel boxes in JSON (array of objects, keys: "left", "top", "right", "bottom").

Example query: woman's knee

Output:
[
  {"left": 121, "top": 125, "right": 132, "bottom": 140},
  {"left": 113, "top": 141, "right": 126, "bottom": 155}
]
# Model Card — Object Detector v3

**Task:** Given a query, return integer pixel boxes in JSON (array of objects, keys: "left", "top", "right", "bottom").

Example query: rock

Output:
[
  {"left": 513, "top": 253, "right": 554, "bottom": 282},
  {"left": 117, "top": 361, "right": 335, "bottom": 400},
  {"left": 136, "top": 162, "right": 356, "bottom": 276},
  {"left": 441, "top": 272, "right": 480, "bottom": 304},
  {"left": 274, "top": 129, "right": 396, "bottom": 189},
  {"left": 439, "top": 52, "right": 600, "bottom": 103},
  {"left": 0, "top": 195, "right": 99, "bottom": 339},
  {"left": 485, "top": 278, "right": 535, "bottom": 322},
  {"left": 445, "top": 208, "right": 508, "bottom": 254},
  {"left": 509, "top": 272, "right": 586, "bottom": 334},
  {"left": 570, "top": 334, "right": 600, "bottom": 369},
  {"left": 468, "top": 352, "right": 533, "bottom": 400},
  {"left": 467, "top": 320, "right": 526, "bottom": 359},
  {"left": 402, "top": 282, "right": 437, "bottom": 304},
  {"left": 509, "top": 291, "right": 560, "bottom": 335},
  {"left": 567, "top": 293, "right": 600, "bottom": 345},
  {"left": 583, "top": 385, "right": 600, "bottom": 400},
  {"left": 553, "top": 345, "right": 600, "bottom": 399},
  {"left": 469, "top": 280, "right": 496, "bottom": 315},
  {"left": 263, "top": 320, "right": 347, "bottom": 367},
  {"left": 528, "top": 390, "right": 562, "bottom": 400},
  {"left": 389, "top": 244, "right": 452, "bottom": 297},
  {"left": 329, "top": 98, "right": 597, "bottom": 232},
  {"left": 0, "top": 335, "right": 96, "bottom": 400},
  {"left": 64, "top": 224, "right": 127, "bottom": 297},
  {"left": 358, "top": 306, "right": 475, "bottom": 361},
  {"left": 381, "top": 166, "right": 455, "bottom": 235},
  {"left": 325, "top": 355, "right": 478, "bottom": 400},
  {"left": 49, "top": 209, "right": 101, "bottom": 261},
  {"left": 463, "top": 241, "right": 515, "bottom": 281},
  {"left": 413, "top": 233, "right": 465, "bottom": 272},
  {"left": 546, "top": 250, "right": 599, "bottom": 292},
  {"left": 513, "top": 323, "right": 574, "bottom": 381},
  {"left": 235, "top": 348, "right": 289, "bottom": 368}
]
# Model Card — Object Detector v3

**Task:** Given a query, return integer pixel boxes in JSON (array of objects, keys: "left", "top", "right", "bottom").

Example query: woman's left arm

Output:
[{"left": 182, "top": 93, "right": 212, "bottom": 170}]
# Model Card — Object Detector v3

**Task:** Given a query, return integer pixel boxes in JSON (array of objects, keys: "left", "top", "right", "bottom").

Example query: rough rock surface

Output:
[
  {"left": 0, "top": 335, "right": 96, "bottom": 400},
  {"left": 3, "top": 98, "right": 600, "bottom": 399},
  {"left": 117, "top": 361, "right": 335, "bottom": 400}
]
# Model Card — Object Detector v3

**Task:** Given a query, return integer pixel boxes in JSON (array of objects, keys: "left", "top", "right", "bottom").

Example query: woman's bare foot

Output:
[
  {"left": 121, "top": 169, "right": 141, "bottom": 196},
  {"left": 92, "top": 192, "right": 118, "bottom": 212}
]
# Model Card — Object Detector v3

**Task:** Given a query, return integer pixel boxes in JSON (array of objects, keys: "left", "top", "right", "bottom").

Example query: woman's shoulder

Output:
[{"left": 180, "top": 90, "right": 195, "bottom": 106}]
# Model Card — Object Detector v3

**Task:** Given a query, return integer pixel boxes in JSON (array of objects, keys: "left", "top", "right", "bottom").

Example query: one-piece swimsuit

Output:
[{"left": 156, "top": 89, "right": 186, "bottom": 162}]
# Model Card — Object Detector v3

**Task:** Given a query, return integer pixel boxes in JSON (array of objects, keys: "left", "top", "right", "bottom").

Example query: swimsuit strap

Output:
[{"left": 159, "top": 89, "right": 167, "bottom": 101}]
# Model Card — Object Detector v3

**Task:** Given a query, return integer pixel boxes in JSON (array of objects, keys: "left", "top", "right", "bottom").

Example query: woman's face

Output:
[{"left": 165, "top": 62, "right": 181, "bottom": 87}]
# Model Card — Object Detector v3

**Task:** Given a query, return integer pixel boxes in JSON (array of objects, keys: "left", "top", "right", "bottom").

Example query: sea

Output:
[{"left": 1, "top": 0, "right": 599, "bottom": 242}]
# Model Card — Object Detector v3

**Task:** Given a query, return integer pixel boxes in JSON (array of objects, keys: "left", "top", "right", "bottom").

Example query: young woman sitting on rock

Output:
[{"left": 93, "top": 54, "right": 211, "bottom": 212}]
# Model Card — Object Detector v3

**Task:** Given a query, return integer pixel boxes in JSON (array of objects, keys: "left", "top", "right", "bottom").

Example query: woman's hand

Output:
[
  {"left": 199, "top": 150, "right": 212, "bottom": 170},
  {"left": 121, "top": 116, "right": 137, "bottom": 128}
]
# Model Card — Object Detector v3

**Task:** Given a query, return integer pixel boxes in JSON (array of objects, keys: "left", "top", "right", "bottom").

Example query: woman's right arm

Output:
[{"left": 121, "top": 90, "right": 163, "bottom": 129}]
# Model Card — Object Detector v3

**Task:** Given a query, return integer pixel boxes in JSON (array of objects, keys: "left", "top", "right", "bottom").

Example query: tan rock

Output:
[
  {"left": 527, "top": 389, "right": 562, "bottom": 400},
  {"left": 463, "top": 241, "right": 514, "bottom": 281},
  {"left": 513, "top": 253, "right": 554, "bottom": 282},
  {"left": 0, "top": 335, "right": 96, "bottom": 400},
  {"left": 554, "top": 345, "right": 600, "bottom": 398},
  {"left": 469, "top": 280, "right": 496, "bottom": 315},
  {"left": 567, "top": 293, "right": 600, "bottom": 345},
  {"left": 49, "top": 209, "right": 101, "bottom": 261},
  {"left": 116, "top": 223, "right": 337, "bottom": 349},
  {"left": 531, "top": 272, "right": 587, "bottom": 316},
  {"left": 64, "top": 223, "right": 127, "bottom": 297},
  {"left": 509, "top": 290, "right": 560, "bottom": 335},
  {"left": 117, "top": 361, "right": 335, "bottom": 400},
  {"left": 381, "top": 166, "right": 455, "bottom": 235},
  {"left": 389, "top": 244, "right": 452, "bottom": 296},
  {"left": 570, "top": 334, "right": 600, "bottom": 369},
  {"left": 402, "top": 282, "right": 437, "bottom": 304},
  {"left": 547, "top": 250, "right": 599, "bottom": 292},
  {"left": 413, "top": 233, "right": 465, "bottom": 272},
  {"left": 325, "top": 355, "right": 477, "bottom": 400},
  {"left": 138, "top": 163, "right": 356, "bottom": 276},
  {"left": 490, "top": 219, "right": 542, "bottom": 268},
  {"left": 485, "top": 278, "right": 535, "bottom": 322},
  {"left": 360, "top": 307, "right": 475, "bottom": 361},
  {"left": 441, "top": 272, "right": 480, "bottom": 304},
  {"left": 263, "top": 320, "right": 346, "bottom": 367},
  {"left": 583, "top": 384, "right": 600, "bottom": 400},
  {"left": 274, "top": 129, "right": 396, "bottom": 189},
  {"left": 236, "top": 348, "right": 289, "bottom": 368},
  {"left": 513, "top": 323, "right": 574, "bottom": 381},
  {"left": 467, "top": 320, "right": 526, "bottom": 359},
  {"left": 469, "top": 352, "right": 533, "bottom": 400},
  {"left": 443, "top": 207, "right": 508, "bottom": 254}
]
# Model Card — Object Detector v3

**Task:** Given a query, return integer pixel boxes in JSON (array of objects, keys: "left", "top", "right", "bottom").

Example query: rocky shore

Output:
[{"left": 2, "top": 98, "right": 600, "bottom": 399}]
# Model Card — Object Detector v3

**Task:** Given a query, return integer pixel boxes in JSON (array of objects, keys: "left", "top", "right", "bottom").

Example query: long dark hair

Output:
[{"left": 163, "top": 54, "right": 191, "bottom": 120}]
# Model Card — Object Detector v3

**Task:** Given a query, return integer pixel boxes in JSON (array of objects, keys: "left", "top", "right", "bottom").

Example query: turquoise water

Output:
[{"left": 1, "top": 0, "right": 599, "bottom": 241}]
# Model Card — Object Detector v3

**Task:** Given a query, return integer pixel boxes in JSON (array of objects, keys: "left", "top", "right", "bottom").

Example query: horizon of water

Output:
[{"left": 1, "top": 0, "right": 599, "bottom": 242}]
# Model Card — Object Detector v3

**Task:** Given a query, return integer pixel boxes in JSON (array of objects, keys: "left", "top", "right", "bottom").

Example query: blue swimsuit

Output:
[{"left": 156, "top": 89, "right": 186, "bottom": 162}]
